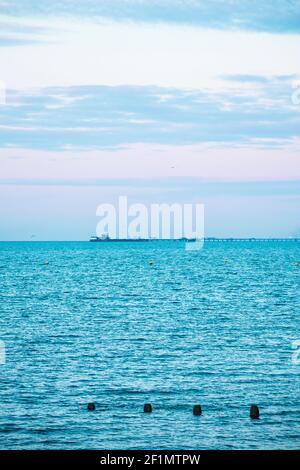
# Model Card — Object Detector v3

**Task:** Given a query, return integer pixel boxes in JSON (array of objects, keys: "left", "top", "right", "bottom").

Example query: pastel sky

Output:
[{"left": 0, "top": 1, "right": 299, "bottom": 239}]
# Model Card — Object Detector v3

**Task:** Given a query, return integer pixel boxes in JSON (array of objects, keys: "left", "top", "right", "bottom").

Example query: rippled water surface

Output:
[{"left": 0, "top": 241, "right": 299, "bottom": 449}]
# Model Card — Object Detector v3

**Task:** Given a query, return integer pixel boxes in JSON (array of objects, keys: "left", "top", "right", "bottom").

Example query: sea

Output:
[{"left": 0, "top": 240, "right": 299, "bottom": 450}]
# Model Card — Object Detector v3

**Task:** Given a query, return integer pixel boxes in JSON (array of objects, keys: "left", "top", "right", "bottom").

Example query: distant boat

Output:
[{"left": 89, "top": 234, "right": 149, "bottom": 242}]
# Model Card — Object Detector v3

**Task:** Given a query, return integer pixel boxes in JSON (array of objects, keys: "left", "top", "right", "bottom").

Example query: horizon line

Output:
[{"left": 0, "top": 238, "right": 299, "bottom": 243}]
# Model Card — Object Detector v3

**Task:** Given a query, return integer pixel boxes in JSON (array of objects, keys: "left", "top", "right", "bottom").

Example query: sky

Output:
[{"left": 0, "top": 0, "right": 299, "bottom": 239}]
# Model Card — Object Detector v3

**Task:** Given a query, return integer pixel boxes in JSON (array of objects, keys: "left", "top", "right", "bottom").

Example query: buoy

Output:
[
  {"left": 250, "top": 404, "right": 259, "bottom": 419},
  {"left": 224, "top": 259, "right": 229, "bottom": 263},
  {"left": 193, "top": 405, "right": 202, "bottom": 416},
  {"left": 87, "top": 402, "right": 96, "bottom": 411},
  {"left": 148, "top": 260, "right": 154, "bottom": 266},
  {"left": 45, "top": 260, "right": 49, "bottom": 265},
  {"left": 144, "top": 403, "right": 152, "bottom": 413}
]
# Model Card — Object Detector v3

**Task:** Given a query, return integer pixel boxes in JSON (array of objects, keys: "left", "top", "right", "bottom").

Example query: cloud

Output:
[
  {"left": 0, "top": 15, "right": 61, "bottom": 46},
  {"left": 0, "top": 77, "right": 299, "bottom": 151},
  {"left": 1, "top": 0, "right": 300, "bottom": 34},
  {"left": 1, "top": 18, "right": 298, "bottom": 90}
]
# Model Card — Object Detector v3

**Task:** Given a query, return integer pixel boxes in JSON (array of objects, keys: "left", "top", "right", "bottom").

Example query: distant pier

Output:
[{"left": 204, "top": 238, "right": 299, "bottom": 242}]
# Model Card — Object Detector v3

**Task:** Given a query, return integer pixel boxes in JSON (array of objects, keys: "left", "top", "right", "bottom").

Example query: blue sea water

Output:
[{"left": 0, "top": 240, "right": 299, "bottom": 450}]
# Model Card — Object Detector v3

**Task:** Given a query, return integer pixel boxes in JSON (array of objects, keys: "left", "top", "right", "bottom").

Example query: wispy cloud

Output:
[
  {"left": 0, "top": 15, "right": 61, "bottom": 46},
  {"left": 1, "top": 0, "right": 300, "bottom": 34},
  {"left": 0, "top": 76, "right": 299, "bottom": 150}
]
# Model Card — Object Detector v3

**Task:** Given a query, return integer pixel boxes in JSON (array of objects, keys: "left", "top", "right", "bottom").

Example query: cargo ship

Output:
[{"left": 89, "top": 234, "right": 149, "bottom": 242}]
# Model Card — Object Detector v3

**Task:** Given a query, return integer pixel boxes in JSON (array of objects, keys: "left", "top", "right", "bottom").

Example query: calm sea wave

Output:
[{"left": 0, "top": 240, "right": 299, "bottom": 450}]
